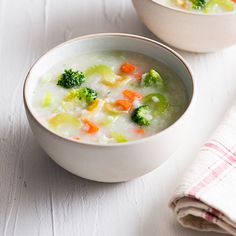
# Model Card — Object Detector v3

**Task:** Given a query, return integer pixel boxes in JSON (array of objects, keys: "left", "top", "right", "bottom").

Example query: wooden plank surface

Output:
[{"left": 0, "top": 0, "right": 236, "bottom": 235}]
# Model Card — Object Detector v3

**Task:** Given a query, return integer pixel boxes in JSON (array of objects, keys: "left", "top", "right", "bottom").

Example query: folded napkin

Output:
[{"left": 170, "top": 102, "right": 236, "bottom": 235}]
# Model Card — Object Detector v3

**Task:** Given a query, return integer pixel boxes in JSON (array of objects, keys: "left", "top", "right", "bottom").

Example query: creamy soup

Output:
[
  {"left": 31, "top": 51, "right": 188, "bottom": 144},
  {"left": 159, "top": 0, "right": 236, "bottom": 13}
]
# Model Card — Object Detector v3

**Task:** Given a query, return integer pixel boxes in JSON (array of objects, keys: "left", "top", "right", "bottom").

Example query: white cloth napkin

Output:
[{"left": 170, "top": 102, "right": 236, "bottom": 235}]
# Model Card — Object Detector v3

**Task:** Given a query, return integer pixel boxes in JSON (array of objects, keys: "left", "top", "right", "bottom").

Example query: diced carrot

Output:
[
  {"left": 133, "top": 67, "right": 143, "bottom": 80},
  {"left": 123, "top": 89, "right": 143, "bottom": 101},
  {"left": 115, "top": 99, "right": 132, "bottom": 111},
  {"left": 232, "top": 0, "right": 236, "bottom": 2},
  {"left": 83, "top": 118, "right": 99, "bottom": 134},
  {"left": 73, "top": 136, "right": 81, "bottom": 141},
  {"left": 133, "top": 72, "right": 143, "bottom": 80},
  {"left": 134, "top": 128, "right": 145, "bottom": 135},
  {"left": 120, "top": 62, "right": 136, "bottom": 74}
]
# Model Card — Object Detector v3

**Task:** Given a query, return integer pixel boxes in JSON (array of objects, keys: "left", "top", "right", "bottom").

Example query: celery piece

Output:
[
  {"left": 204, "top": 0, "right": 234, "bottom": 13},
  {"left": 42, "top": 92, "right": 52, "bottom": 107},
  {"left": 111, "top": 132, "right": 128, "bottom": 143},
  {"left": 84, "top": 64, "right": 114, "bottom": 78},
  {"left": 48, "top": 113, "right": 81, "bottom": 130}
]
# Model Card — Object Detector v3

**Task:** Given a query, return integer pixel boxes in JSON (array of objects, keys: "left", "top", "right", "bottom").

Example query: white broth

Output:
[{"left": 31, "top": 51, "right": 188, "bottom": 144}]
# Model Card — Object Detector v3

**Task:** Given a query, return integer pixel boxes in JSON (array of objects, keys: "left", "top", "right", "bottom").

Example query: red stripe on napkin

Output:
[{"left": 187, "top": 140, "right": 236, "bottom": 198}]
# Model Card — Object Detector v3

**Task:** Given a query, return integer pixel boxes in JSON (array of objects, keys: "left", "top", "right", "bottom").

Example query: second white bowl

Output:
[{"left": 133, "top": 0, "right": 236, "bottom": 53}]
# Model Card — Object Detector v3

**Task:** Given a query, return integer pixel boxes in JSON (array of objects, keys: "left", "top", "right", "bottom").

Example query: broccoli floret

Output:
[
  {"left": 78, "top": 87, "right": 97, "bottom": 103},
  {"left": 191, "top": 0, "right": 206, "bottom": 9},
  {"left": 57, "top": 69, "right": 85, "bottom": 89},
  {"left": 64, "top": 87, "right": 97, "bottom": 104},
  {"left": 131, "top": 105, "right": 152, "bottom": 126},
  {"left": 143, "top": 69, "right": 163, "bottom": 87}
]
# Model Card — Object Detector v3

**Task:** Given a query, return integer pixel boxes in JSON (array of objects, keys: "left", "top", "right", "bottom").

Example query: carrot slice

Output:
[
  {"left": 83, "top": 118, "right": 99, "bottom": 134},
  {"left": 123, "top": 89, "right": 143, "bottom": 101},
  {"left": 73, "top": 136, "right": 81, "bottom": 141},
  {"left": 133, "top": 67, "right": 143, "bottom": 80},
  {"left": 120, "top": 62, "right": 136, "bottom": 74},
  {"left": 134, "top": 128, "right": 145, "bottom": 134},
  {"left": 115, "top": 99, "right": 133, "bottom": 111},
  {"left": 133, "top": 72, "right": 143, "bottom": 80}
]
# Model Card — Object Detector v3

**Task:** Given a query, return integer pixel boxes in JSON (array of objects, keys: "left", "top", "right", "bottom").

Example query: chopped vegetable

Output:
[
  {"left": 78, "top": 88, "right": 97, "bottom": 103},
  {"left": 57, "top": 69, "right": 85, "bottom": 89},
  {"left": 134, "top": 128, "right": 145, "bottom": 134},
  {"left": 42, "top": 92, "right": 52, "bottom": 107},
  {"left": 73, "top": 136, "right": 80, "bottom": 141},
  {"left": 190, "top": 0, "right": 206, "bottom": 9},
  {"left": 64, "top": 88, "right": 97, "bottom": 105},
  {"left": 131, "top": 105, "right": 152, "bottom": 126},
  {"left": 123, "top": 89, "right": 143, "bottom": 101},
  {"left": 83, "top": 118, "right": 99, "bottom": 134},
  {"left": 133, "top": 67, "right": 143, "bottom": 80},
  {"left": 84, "top": 64, "right": 128, "bottom": 88},
  {"left": 133, "top": 72, "right": 143, "bottom": 80},
  {"left": 64, "top": 89, "right": 80, "bottom": 102},
  {"left": 104, "top": 103, "right": 123, "bottom": 115},
  {"left": 101, "top": 75, "right": 128, "bottom": 88},
  {"left": 87, "top": 99, "right": 101, "bottom": 112},
  {"left": 120, "top": 62, "right": 136, "bottom": 74},
  {"left": 204, "top": 0, "right": 234, "bottom": 12},
  {"left": 115, "top": 99, "right": 133, "bottom": 111},
  {"left": 143, "top": 93, "right": 169, "bottom": 115},
  {"left": 49, "top": 113, "right": 81, "bottom": 130},
  {"left": 84, "top": 64, "right": 114, "bottom": 78},
  {"left": 142, "top": 69, "right": 163, "bottom": 87},
  {"left": 111, "top": 132, "right": 128, "bottom": 143}
]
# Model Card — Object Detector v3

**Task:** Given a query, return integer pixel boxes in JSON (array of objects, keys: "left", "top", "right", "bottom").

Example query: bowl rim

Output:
[
  {"left": 23, "top": 32, "right": 195, "bottom": 147},
  {"left": 146, "top": 0, "right": 236, "bottom": 16}
]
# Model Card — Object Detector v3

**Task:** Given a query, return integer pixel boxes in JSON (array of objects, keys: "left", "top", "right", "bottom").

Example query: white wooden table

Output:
[{"left": 1, "top": 0, "right": 236, "bottom": 235}]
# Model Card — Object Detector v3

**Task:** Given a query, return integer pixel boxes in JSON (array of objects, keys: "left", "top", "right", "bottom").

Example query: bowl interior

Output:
[{"left": 24, "top": 34, "right": 194, "bottom": 134}]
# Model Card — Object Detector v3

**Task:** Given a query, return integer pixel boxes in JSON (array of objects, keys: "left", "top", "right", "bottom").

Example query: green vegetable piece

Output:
[
  {"left": 64, "top": 88, "right": 97, "bottom": 104},
  {"left": 49, "top": 113, "right": 81, "bottom": 130},
  {"left": 131, "top": 105, "right": 152, "bottom": 126},
  {"left": 84, "top": 64, "right": 114, "bottom": 78},
  {"left": 143, "top": 69, "right": 163, "bottom": 87},
  {"left": 143, "top": 93, "right": 169, "bottom": 115},
  {"left": 111, "top": 132, "right": 128, "bottom": 143},
  {"left": 64, "top": 89, "right": 80, "bottom": 102},
  {"left": 57, "top": 69, "right": 85, "bottom": 89},
  {"left": 204, "top": 0, "right": 234, "bottom": 12},
  {"left": 191, "top": 0, "right": 206, "bottom": 9},
  {"left": 42, "top": 92, "right": 52, "bottom": 107},
  {"left": 78, "top": 87, "right": 97, "bottom": 103}
]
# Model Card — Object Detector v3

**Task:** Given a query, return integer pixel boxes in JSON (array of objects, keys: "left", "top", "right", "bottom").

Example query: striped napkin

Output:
[{"left": 170, "top": 102, "right": 236, "bottom": 235}]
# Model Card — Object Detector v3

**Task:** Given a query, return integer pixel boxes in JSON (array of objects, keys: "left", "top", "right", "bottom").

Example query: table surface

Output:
[{"left": 1, "top": 0, "right": 236, "bottom": 235}]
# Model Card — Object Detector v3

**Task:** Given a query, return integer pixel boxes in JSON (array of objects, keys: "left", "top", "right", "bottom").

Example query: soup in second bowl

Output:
[
  {"left": 162, "top": 0, "right": 236, "bottom": 13},
  {"left": 31, "top": 51, "right": 188, "bottom": 144}
]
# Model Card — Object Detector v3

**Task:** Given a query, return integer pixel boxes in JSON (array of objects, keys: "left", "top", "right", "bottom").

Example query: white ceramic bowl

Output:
[
  {"left": 132, "top": 0, "right": 236, "bottom": 53},
  {"left": 23, "top": 33, "right": 194, "bottom": 182}
]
